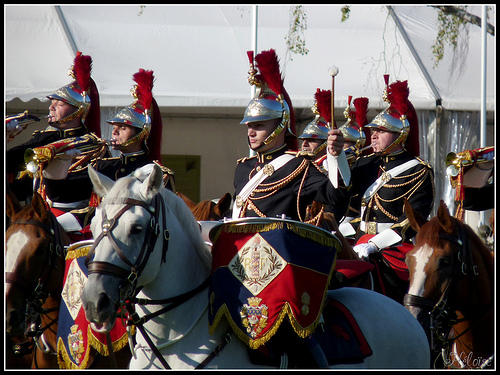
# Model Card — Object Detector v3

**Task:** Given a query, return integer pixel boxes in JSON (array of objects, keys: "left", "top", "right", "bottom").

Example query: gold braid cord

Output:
[
  {"left": 240, "top": 159, "right": 309, "bottom": 220},
  {"left": 368, "top": 166, "right": 430, "bottom": 222}
]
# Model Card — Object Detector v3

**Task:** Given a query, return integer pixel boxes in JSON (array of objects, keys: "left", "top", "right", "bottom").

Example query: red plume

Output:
[
  {"left": 72, "top": 52, "right": 92, "bottom": 94},
  {"left": 254, "top": 49, "right": 283, "bottom": 97},
  {"left": 315, "top": 89, "right": 332, "bottom": 125},
  {"left": 133, "top": 69, "right": 155, "bottom": 112},
  {"left": 386, "top": 80, "right": 409, "bottom": 119},
  {"left": 353, "top": 97, "right": 369, "bottom": 128}
]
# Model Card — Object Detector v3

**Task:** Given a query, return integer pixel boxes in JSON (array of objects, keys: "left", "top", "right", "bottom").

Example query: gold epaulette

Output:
[
  {"left": 237, "top": 155, "right": 257, "bottom": 164},
  {"left": 153, "top": 160, "right": 175, "bottom": 176},
  {"left": 415, "top": 156, "right": 433, "bottom": 170}
]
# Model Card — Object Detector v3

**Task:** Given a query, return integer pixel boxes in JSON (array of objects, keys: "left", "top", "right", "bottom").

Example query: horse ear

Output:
[
  {"left": 31, "top": 191, "right": 49, "bottom": 222},
  {"left": 88, "top": 165, "right": 114, "bottom": 198},
  {"left": 404, "top": 198, "right": 427, "bottom": 232},
  {"left": 437, "top": 199, "right": 454, "bottom": 234},
  {"left": 6, "top": 191, "right": 22, "bottom": 218},
  {"left": 214, "top": 193, "right": 232, "bottom": 217},
  {"left": 139, "top": 163, "right": 163, "bottom": 200}
]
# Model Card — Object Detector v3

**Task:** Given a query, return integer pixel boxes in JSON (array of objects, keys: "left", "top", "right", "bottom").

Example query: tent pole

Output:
[
  {"left": 54, "top": 6, "right": 78, "bottom": 56},
  {"left": 479, "top": 6, "right": 488, "bottom": 227},
  {"left": 249, "top": 5, "right": 258, "bottom": 157}
]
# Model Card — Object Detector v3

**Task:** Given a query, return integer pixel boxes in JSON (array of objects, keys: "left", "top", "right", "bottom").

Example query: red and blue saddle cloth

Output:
[
  {"left": 356, "top": 234, "right": 413, "bottom": 284},
  {"left": 56, "top": 241, "right": 133, "bottom": 369},
  {"left": 208, "top": 219, "right": 372, "bottom": 364}
]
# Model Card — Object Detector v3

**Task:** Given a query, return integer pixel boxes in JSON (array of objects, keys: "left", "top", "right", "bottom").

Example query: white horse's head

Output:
[{"left": 81, "top": 164, "right": 211, "bottom": 333}]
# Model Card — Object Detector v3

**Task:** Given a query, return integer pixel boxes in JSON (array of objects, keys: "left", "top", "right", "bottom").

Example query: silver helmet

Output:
[{"left": 240, "top": 49, "right": 295, "bottom": 147}]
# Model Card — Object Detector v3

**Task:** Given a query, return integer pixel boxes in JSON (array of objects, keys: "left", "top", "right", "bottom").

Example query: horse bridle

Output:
[
  {"left": 403, "top": 221, "right": 481, "bottom": 355},
  {"left": 85, "top": 194, "right": 170, "bottom": 299},
  {"left": 84, "top": 193, "right": 213, "bottom": 369},
  {"left": 6, "top": 210, "right": 65, "bottom": 359}
]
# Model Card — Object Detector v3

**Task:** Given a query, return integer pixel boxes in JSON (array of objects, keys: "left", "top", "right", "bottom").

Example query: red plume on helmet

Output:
[
  {"left": 315, "top": 89, "right": 332, "bottom": 126},
  {"left": 353, "top": 97, "right": 371, "bottom": 155},
  {"left": 71, "top": 52, "right": 101, "bottom": 137},
  {"left": 386, "top": 80, "right": 419, "bottom": 156},
  {"left": 133, "top": 69, "right": 154, "bottom": 114},
  {"left": 254, "top": 49, "right": 297, "bottom": 150},
  {"left": 132, "top": 69, "right": 162, "bottom": 162}
]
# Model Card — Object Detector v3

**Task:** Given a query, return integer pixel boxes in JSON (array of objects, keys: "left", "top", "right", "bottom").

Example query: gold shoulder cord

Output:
[
  {"left": 241, "top": 159, "right": 310, "bottom": 219},
  {"left": 369, "top": 166, "right": 430, "bottom": 222}
]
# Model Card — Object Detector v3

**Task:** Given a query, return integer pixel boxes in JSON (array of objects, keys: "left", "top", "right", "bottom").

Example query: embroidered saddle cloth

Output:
[
  {"left": 208, "top": 218, "right": 340, "bottom": 349},
  {"left": 56, "top": 240, "right": 133, "bottom": 369}
]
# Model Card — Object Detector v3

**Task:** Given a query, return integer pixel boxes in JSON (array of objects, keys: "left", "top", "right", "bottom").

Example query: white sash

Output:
[
  {"left": 232, "top": 154, "right": 295, "bottom": 219},
  {"left": 359, "top": 158, "right": 421, "bottom": 228}
]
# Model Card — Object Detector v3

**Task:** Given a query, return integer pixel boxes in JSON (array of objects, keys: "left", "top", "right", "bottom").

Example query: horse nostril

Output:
[{"left": 97, "top": 293, "right": 112, "bottom": 314}]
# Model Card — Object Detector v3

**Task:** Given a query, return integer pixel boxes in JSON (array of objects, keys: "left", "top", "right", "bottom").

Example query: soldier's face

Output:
[
  {"left": 110, "top": 124, "right": 139, "bottom": 150},
  {"left": 48, "top": 100, "right": 78, "bottom": 127},
  {"left": 247, "top": 118, "right": 282, "bottom": 152},
  {"left": 370, "top": 128, "right": 401, "bottom": 153},
  {"left": 301, "top": 138, "right": 323, "bottom": 153}
]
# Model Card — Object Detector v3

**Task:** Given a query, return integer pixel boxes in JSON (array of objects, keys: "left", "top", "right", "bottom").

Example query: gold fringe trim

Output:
[
  {"left": 209, "top": 255, "right": 337, "bottom": 350},
  {"left": 213, "top": 221, "right": 335, "bottom": 248},
  {"left": 87, "top": 325, "right": 135, "bottom": 356},
  {"left": 65, "top": 245, "right": 92, "bottom": 260},
  {"left": 57, "top": 336, "right": 93, "bottom": 369}
]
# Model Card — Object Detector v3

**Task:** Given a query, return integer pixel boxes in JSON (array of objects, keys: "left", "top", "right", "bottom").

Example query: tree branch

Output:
[{"left": 431, "top": 5, "right": 495, "bottom": 36}]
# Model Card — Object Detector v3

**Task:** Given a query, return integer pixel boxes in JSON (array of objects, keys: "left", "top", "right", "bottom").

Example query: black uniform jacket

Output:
[
  {"left": 93, "top": 151, "right": 176, "bottom": 192},
  {"left": 233, "top": 144, "right": 349, "bottom": 223},
  {"left": 349, "top": 150, "right": 435, "bottom": 242}
]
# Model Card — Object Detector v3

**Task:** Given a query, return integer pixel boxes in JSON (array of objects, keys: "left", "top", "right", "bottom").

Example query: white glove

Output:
[
  {"left": 58, "top": 148, "right": 82, "bottom": 160},
  {"left": 353, "top": 242, "right": 379, "bottom": 258}
]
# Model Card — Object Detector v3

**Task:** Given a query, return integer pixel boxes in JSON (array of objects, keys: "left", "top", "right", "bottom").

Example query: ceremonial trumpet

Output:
[
  {"left": 24, "top": 133, "right": 111, "bottom": 175},
  {"left": 445, "top": 147, "right": 494, "bottom": 178},
  {"left": 6, "top": 110, "right": 51, "bottom": 142}
]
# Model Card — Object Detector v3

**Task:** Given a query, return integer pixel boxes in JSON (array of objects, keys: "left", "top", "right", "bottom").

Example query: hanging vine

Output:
[{"left": 285, "top": 6, "right": 309, "bottom": 58}]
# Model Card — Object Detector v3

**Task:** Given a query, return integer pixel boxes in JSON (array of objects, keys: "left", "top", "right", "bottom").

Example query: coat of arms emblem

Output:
[
  {"left": 240, "top": 297, "right": 268, "bottom": 338},
  {"left": 229, "top": 233, "right": 286, "bottom": 295}
]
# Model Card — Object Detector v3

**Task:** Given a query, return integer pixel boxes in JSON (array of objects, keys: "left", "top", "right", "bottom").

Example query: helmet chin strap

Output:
[
  {"left": 377, "top": 131, "right": 406, "bottom": 156},
  {"left": 49, "top": 106, "right": 85, "bottom": 126}
]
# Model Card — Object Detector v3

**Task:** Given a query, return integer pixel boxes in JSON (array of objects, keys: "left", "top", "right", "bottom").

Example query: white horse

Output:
[{"left": 81, "top": 164, "right": 430, "bottom": 369}]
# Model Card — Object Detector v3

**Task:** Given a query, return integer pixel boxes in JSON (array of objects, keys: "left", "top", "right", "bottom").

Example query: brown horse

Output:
[
  {"left": 178, "top": 191, "right": 232, "bottom": 221},
  {"left": 5, "top": 192, "right": 131, "bottom": 369},
  {"left": 404, "top": 199, "right": 494, "bottom": 369}
]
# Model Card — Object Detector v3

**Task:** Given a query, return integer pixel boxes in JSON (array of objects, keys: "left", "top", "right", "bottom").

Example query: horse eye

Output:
[
  {"left": 130, "top": 224, "right": 143, "bottom": 234},
  {"left": 438, "top": 257, "right": 451, "bottom": 269}
]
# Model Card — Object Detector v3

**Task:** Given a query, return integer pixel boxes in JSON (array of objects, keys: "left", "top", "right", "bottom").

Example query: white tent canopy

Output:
[{"left": 5, "top": 5, "right": 495, "bottom": 112}]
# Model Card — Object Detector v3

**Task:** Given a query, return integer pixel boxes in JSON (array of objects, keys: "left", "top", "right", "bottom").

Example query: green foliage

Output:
[
  {"left": 431, "top": 6, "right": 469, "bottom": 67},
  {"left": 285, "top": 6, "right": 309, "bottom": 58},
  {"left": 341, "top": 6, "right": 351, "bottom": 22}
]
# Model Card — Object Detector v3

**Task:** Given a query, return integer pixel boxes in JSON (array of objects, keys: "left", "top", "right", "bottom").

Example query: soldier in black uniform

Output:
[
  {"left": 337, "top": 96, "right": 371, "bottom": 238},
  {"left": 297, "top": 89, "right": 331, "bottom": 173},
  {"left": 6, "top": 52, "right": 103, "bottom": 207},
  {"left": 335, "top": 79, "right": 435, "bottom": 258},
  {"left": 89, "top": 69, "right": 176, "bottom": 198},
  {"left": 232, "top": 49, "right": 350, "bottom": 225}
]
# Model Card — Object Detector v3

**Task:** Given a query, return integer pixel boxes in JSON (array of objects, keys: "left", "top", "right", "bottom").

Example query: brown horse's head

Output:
[
  {"left": 5, "top": 192, "right": 68, "bottom": 337},
  {"left": 180, "top": 192, "right": 232, "bottom": 221},
  {"left": 404, "top": 199, "right": 494, "bottom": 356}
]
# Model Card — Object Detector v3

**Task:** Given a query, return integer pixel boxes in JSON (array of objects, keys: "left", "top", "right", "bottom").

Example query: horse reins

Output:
[
  {"left": 403, "top": 221, "right": 493, "bottom": 367},
  {"left": 85, "top": 193, "right": 214, "bottom": 369}
]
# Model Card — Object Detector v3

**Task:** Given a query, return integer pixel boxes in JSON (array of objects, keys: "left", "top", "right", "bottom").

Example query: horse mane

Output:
[
  {"left": 453, "top": 216, "right": 494, "bottom": 306},
  {"left": 160, "top": 188, "right": 213, "bottom": 271}
]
